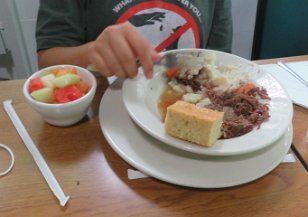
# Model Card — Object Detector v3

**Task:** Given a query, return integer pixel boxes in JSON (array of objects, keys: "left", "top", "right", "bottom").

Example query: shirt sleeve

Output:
[
  {"left": 36, "top": 0, "right": 87, "bottom": 52},
  {"left": 206, "top": 0, "right": 233, "bottom": 53}
]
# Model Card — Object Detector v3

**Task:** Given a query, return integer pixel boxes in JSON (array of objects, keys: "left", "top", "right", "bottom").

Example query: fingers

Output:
[
  {"left": 88, "top": 27, "right": 127, "bottom": 78},
  {"left": 97, "top": 43, "right": 127, "bottom": 78},
  {"left": 151, "top": 50, "right": 162, "bottom": 62},
  {"left": 88, "top": 22, "right": 157, "bottom": 79},
  {"left": 123, "top": 23, "right": 157, "bottom": 79},
  {"left": 108, "top": 31, "right": 138, "bottom": 78},
  {"left": 88, "top": 52, "right": 112, "bottom": 77}
]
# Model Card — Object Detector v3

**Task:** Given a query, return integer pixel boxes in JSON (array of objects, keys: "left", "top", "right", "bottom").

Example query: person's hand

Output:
[{"left": 88, "top": 22, "right": 160, "bottom": 79}]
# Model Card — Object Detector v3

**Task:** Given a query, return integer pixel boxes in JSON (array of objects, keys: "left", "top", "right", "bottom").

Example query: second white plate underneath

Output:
[{"left": 99, "top": 80, "right": 292, "bottom": 188}]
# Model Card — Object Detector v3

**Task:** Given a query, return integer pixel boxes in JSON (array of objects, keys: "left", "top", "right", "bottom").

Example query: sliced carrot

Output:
[
  {"left": 165, "top": 68, "right": 178, "bottom": 79},
  {"left": 235, "top": 83, "right": 256, "bottom": 94}
]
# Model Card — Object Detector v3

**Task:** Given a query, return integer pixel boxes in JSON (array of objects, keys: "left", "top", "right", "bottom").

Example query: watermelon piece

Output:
[
  {"left": 54, "top": 85, "right": 82, "bottom": 103},
  {"left": 29, "top": 78, "right": 44, "bottom": 93}
]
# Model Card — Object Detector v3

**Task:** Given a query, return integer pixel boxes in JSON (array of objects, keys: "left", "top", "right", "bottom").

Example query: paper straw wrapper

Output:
[
  {"left": 127, "top": 169, "right": 148, "bottom": 180},
  {"left": 3, "top": 100, "right": 70, "bottom": 206}
]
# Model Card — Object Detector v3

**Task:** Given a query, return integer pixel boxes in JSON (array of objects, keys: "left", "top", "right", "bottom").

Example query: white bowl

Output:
[{"left": 23, "top": 65, "right": 97, "bottom": 127}]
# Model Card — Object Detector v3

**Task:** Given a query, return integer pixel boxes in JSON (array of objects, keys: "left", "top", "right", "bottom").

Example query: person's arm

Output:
[
  {"left": 38, "top": 22, "right": 159, "bottom": 79},
  {"left": 37, "top": 42, "right": 94, "bottom": 69},
  {"left": 36, "top": 1, "right": 158, "bottom": 78},
  {"left": 36, "top": 0, "right": 89, "bottom": 66},
  {"left": 207, "top": 0, "right": 233, "bottom": 53}
]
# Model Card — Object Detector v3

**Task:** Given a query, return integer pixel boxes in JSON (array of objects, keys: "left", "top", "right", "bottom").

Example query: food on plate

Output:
[
  {"left": 28, "top": 67, "right": 89, "bottom": 104},
  {"left": 159, "top": 52, "right": 270, "bottom": 140},
  {"left": 165, "top": 101, "right": 224, "bottom": 147}
]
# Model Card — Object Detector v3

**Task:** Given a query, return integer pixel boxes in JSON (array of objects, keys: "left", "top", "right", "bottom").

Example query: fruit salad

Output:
[{"left": 28, "top": 67, "right": 89, "bottom": 104}]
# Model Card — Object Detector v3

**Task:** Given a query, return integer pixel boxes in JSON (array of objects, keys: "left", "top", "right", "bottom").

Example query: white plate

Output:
[
  {"left": 99, "top": 80, "right": 292, "bottom": 188},
  {"left": 122, "top": 49, "right": 293, "bottom": 156}
]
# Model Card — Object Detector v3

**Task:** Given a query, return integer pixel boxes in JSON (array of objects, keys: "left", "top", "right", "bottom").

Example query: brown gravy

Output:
[{"left": 158, "top": 86, "right": 183, "bottom": 122}]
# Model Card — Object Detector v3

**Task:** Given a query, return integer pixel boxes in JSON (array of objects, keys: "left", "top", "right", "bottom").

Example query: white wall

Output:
[
  {"left": 15, "top": 0, "right": 39, "bottom": 73},
  {"left": 231, "top": 0, "right": 258, "bottom": 59},
  {"left": 0, "top": 0, "right": 27, "bottom": 79},
  {"left": 0, "top": 0, "right": 258, "bottom": 79},
  {"left": 0, "top": 0, "right": 39, "bottom": 79}
]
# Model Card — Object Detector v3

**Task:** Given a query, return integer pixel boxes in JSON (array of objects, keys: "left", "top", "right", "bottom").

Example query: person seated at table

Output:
[{"left": 36, "top": 0, "right": 232, "bottom": 79}]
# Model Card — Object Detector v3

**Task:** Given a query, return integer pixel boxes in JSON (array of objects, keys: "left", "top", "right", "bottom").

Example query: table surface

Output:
[
  {"left": 255, "top": 56, "right": 308, "bottom": 167},
  {"left": 0, "top": 56, "right": 307, "bottom": 217}
]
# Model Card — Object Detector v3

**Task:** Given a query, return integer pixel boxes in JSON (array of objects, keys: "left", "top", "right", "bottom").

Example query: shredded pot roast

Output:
[{"left": 207, "top": 87, "right": 270, "bottom": 139}]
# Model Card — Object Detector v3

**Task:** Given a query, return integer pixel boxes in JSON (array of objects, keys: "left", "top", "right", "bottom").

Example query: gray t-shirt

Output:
[{"left": 36, "top": 0, "right": 232, "bottom": 53}]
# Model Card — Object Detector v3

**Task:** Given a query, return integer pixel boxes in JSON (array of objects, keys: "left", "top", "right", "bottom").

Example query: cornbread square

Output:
[{"left": 165, "top": 101, "right": 224, "bottom": 147}]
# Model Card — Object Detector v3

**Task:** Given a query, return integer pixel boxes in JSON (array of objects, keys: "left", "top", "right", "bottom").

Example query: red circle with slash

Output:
[{"left": 116, "top": 1, "right": 200, "bottom": 52}]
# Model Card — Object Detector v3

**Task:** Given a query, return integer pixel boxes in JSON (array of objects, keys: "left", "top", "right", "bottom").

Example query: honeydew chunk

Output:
[
  {"left": 30, "top": 87, "right": 54, "bottom": 103},
  {"left": 40, "top": 73, "right": 56, "bottom": 89},
  {"left": 53, "top": 73, "right": 80, "bottom": 88}
]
